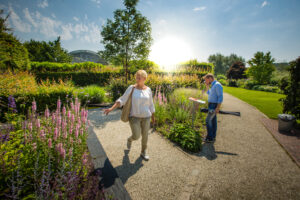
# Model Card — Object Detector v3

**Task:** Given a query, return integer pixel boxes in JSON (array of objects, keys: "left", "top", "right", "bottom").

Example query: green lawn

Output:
[{"left": 223, "top": 86, "right": 286, "bottom": 119}]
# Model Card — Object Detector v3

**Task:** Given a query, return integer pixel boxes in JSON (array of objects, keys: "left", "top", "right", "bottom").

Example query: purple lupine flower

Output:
[
  {"left": 45, "top": 107, "right": 50, "bottom": 118},
  {"left": 57, "top": 115, "right": 61, "bottom": 127},
  {"left": 48, "top": 138, "right": 52, "bottom": 148},
  {"left": 8, "top": 95, "right": 17, "bottom": 113},
  {"left": 31, "top": 100, "right": 36, "bottom": 113}
]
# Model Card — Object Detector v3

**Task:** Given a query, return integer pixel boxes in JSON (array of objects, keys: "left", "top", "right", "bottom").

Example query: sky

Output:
[{"left": 1, "top": 0, "right": 300, "bottom": 64}]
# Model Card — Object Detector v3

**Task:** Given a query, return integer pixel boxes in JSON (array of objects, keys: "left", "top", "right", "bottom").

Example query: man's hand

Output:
[
  {"left": 215, "top": 107, "right": 220, "bottom": 114},
  {"left": 103, "top": 108, "right": 112, "bottom": 115}
]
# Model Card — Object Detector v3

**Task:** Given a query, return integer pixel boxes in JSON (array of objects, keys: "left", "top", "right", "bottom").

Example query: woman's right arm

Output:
[{"left": 103, "top": 85, "right": 133, "bottom": 115}]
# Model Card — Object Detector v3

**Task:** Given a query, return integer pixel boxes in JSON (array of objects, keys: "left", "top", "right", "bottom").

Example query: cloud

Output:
[
  {"left": 261, "top": 1, "right": 269, "bottom": 8},
  {"left": 9, "top": 6, "right": 31, "bottom": 32},
  {"left": 24, "top": 8, "right": 38, "bottom": 28},
  {"left": 84, "top": 14, "right": 88, "bottom": 20},
  {"left": 51, "top": 13, "right": 56, "bottom": 18},
  {"left": 193, "top": 6, "right": 206, "bottom": 12},
  {"left": 91, "top": 0, "right": 101, "bottom": 7},
  {"left": 8, "top": 6, "right": 100, "bottom": 44},
  {"left": 38, "top": 0, "right": 48, "bottom": 8}
]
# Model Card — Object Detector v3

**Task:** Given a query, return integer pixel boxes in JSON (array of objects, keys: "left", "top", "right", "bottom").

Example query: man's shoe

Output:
[
  {"left": 205, "top": 138, "right": 214, "bottom": 143},
  {"left": 140, "top": 152, "right": 149, "bottom": 161},
  {"left": 127, "top": 139, "right": 132, "bottom": 150}
]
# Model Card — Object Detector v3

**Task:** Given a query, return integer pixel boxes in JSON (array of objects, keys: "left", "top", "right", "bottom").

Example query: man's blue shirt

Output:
[{"left": 207, "top": 80, "right": 223, "bottom": 104}]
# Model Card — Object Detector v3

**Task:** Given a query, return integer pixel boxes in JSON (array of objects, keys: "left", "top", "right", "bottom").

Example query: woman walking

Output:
[{"left": 103, "top": 70, "right": 155, "bottom": 161}]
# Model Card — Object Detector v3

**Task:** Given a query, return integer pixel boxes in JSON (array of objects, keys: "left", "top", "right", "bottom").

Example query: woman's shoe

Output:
[
  {"left": 140, "top": 152, "right": 149, "bottom": 161},
  {"left": 127, "top": 139, "right": 132, "bottom": 150}
]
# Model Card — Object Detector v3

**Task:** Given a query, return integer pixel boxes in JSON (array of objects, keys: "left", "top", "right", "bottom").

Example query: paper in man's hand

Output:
[{"left": 188, "top": 97, "right": 206, "bottom": 104}]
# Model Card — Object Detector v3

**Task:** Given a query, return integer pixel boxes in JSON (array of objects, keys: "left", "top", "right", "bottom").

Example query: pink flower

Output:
[
  {"left": 22, "top": 121, "right": 27, "bottom": 130},
  {"left": 32, "top": 143, "right": 37, "bottom": 150},
  {"left": 68, "top": 148, "right": 73, "bottom": 157},
  {"left": 54, "top": 128, "right": 58, "bottom": 140},
  {"left": 57, "top": 98, "right": 61, "bottom": 112},
  {"left": 36, "top": 119, "right": 40, "bottom": 129},
  {"left": 158, "top": 91, "right": 163, "bottom": 105},
  {"left": 62, "top": 106, "right": 66, "bottom": 116},
  {"left": 32, "top": 101, "right": 37, "bottom": 113},
  {"left": 63, "top": 132, "right": 67, "bottom": 139},
  {"left": 70, "top": 137, "right": 73, "bottom": 145},
  {"left": 71, "top": 114, "right": 75, "bottom": 124},
  {"left": 52, "top": 113, "right": 56, "bottom": 124},
  {"left": 48, "top": 138, "right": 52, "bottom": 148},
  {"left": 75, "top": 129, "right": 79, "bottom": 138},
  {"left": 70, "top": 102, "right": 74, "bottom": 111},
  {"left": 28, "top": 122, "right": 32, "bottom": 132},
  {"left": 45, "top": 107, "right": 50, "bottom": 118},
  {"left": 69, "top": 127, "right": 73, "bottom": 135},
  {"left": 40, "top": 129, "right": 45, "bottom": 139},
  {"left": 78, "top": 139, "right": 82, "bottom": 144},
  {"left": 61, "top": 148, "right": 66, "bottom": 159},
  {"left": 88, "top": 120, "right": 91, "bottom": 126},
  {"left": 67, "top": 111, "right": 71, "bottom": 119}
]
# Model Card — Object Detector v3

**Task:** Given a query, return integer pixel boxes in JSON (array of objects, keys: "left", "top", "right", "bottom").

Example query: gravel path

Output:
[{"left": 88, "top": 93, "right": 300, "bottom": 200}]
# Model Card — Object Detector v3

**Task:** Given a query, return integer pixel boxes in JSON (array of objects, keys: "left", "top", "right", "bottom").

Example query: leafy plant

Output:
[
  {"left": 73, "top": 85, "right": 108, "bottom": 105},
  {"left": 169, "top": 123, "right": 202, "bottom": 152},
  {"left": 280, "top": 57, "right": 300, "bottom": 119}
]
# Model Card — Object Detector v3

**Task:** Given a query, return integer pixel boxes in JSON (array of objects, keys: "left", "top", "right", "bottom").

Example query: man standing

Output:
[{"left": 203, "top": 73, "right": 223, "bottom": 143}]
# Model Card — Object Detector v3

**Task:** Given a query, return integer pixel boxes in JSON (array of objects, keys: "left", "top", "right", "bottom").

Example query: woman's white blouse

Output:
[{"left": 116, "top": 85, "right": 155, "bottom": 118}]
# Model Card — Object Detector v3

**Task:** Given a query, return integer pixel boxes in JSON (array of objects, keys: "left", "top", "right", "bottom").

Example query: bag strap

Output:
[{"left": 129, "top": 85, "right": 135, "bottom": 97}]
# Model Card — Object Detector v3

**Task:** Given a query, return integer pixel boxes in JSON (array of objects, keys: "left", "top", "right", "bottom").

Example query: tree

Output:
[
  {"left": 208, "top": 53, "right": 245, "bottom": 75},
  {"left": 227, "top": 61, "right": 247, "bottom": 80},
  {"left": 100, "top": 0, "right": 152, "bottom": 83},
  {"left": 0, "top": 10, "right": 30, "bottom": 72},
  {"left": 23, "top": 37, "right": 72, "bottom": 63},
  {"left": 280, "top": 57, "right": 300, "bottom": 119},
  {"left": 247, "top": 51, "right": 275, "bottom": 84}
]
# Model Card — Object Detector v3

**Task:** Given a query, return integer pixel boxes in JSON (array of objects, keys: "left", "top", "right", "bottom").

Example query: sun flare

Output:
[{"left": 149, "top": 36, "right": 193, "bottom": 71}]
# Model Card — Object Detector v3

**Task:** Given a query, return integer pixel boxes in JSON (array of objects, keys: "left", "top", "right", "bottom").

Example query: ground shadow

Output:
[
  {"left": 197, "top": 143, "right": 238, "bottom": 160},
  {"left": 115, "top": 150, "right": 144, "bottom": 184},
  {"left": 88, "top": 107, "right": 122, "bottom": 129},
  {"left": 279, "top": 129, "right": 300, "bottom": 139}
]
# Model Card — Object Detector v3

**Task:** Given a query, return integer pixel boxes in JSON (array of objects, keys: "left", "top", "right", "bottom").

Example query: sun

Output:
[{"left": 149, "top": 36, "right": 193, "bottom": 71}]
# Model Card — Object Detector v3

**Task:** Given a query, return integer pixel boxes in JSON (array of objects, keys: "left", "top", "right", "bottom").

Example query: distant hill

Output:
[
  {"left": 274, "top": 62, "right": 289, "bottom": 71},
  {"left": 69, "top": 50, "right": 107, "bottom": 64}
]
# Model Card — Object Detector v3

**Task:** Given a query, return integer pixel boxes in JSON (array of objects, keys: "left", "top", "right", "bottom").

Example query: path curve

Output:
[{"left": 88, "top": 93, "right": 300, "bottom": 200}]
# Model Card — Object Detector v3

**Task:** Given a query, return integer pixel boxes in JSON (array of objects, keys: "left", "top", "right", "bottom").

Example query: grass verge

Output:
[{"left": 223, "top": 86, "right": 285, "bottom": 119}]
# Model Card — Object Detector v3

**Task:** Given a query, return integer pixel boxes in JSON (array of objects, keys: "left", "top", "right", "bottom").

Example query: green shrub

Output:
[
  {"left": 154, "top": 102, "right": 168, "bottom": 126},
  {"left": 252, "top": 85, "right": 280, "bottom": 93},
  {"left": 169, "top": 123, "right": 202, "bottom": 152},
  {"left": 244, "top": 79, "right": 256, "bottom": 89},
  {"left": 228, "top": 80, "right": 237, "bottom": 87},
  {"left": 216, "top": 74, "right": 227, "bottom": 80},
  {"left": 280, "top": 57, "right": 300, "bottom": 119},
  {"left": 35, "top": 71, "right": 123, "bottom": 86},
  {"left": 218, "top": 79, "right": 227, "bottom": 86},
  {"left": 236, "top": 79, "right": 246, "bottom": 88},
  {"left": 108, "top": 78, "right": 134, "bottom": 102},
  {"left": 73, "top": 85, "right": 108, "bottom": 105}
]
